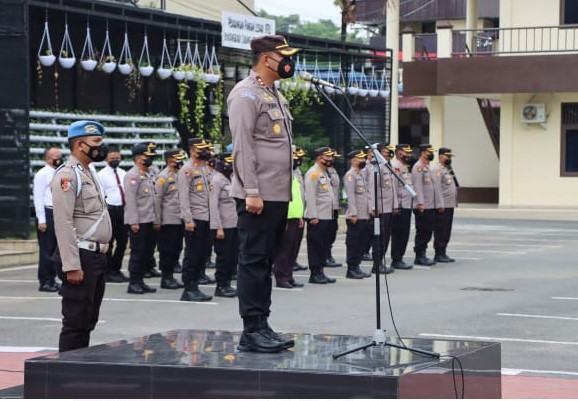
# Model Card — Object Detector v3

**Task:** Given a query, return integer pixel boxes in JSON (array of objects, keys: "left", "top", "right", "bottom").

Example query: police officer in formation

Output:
[
  {"left": 124, "top": 142, "right": 158, "bottom": 294},
  {"left": 343, "top": 149, "right": 373, "bottom": 279},
  {"left": 154, "top": 149, "right": 186, "bottom": 290},
  {"left": 51, "top": 120, "right": 111, "bottom": 352},
  {"left": 209, "top": 153, "right": 238, "bottom": 297},
  {"left": 366, "top": 143, "right": 398, "bottom": 274},
  {"left": 390, "top": 144, "right": 415, "bottom": 270},
  {"left": 304, "top": 147, "right": 338, "bottom": 285},
  {"left": 432, "top": 148, "right": 458, "bottom": 263},
  {"left": 178, "top": 137, "right": 215, "bottom": 302},
  {"left": 325, "top": 150, "right": 343, "bottom": 268},
  {"left": 273, "top": 146, "right": 306, "bottom": 289},
  {"left": 360, "top": 146, "right": 376, "bottom": 262},
  {"left": 412, "top": 144, "right": 444, "bottom": 266}
]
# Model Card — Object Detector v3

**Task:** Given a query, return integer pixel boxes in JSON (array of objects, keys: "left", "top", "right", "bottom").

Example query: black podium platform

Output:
[{"left": 24, "top": 329, "right": 501, "bottom": 398}]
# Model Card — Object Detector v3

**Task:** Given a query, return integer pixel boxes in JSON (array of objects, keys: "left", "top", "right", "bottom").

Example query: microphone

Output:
[{"left": 299, "top": 71, "right": 342, "bottom": 91}]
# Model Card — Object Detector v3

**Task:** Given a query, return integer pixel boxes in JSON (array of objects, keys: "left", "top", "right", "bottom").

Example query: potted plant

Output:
[
  {"left": 173, "top": 66, "right": 186, "bottom": 81},
  {"left": 58, "top": 24, "right": 76, "bottom": 69},
  {"left": 38, "top": 21, "right": 56, "bottom": 67},
  {"left": 101, "top": 55, "right": 117, "bottom": 74},
  {"left": 118, "top": 58, "right": 134, "bottom": 75},
  {"left": 58, "top": 49, "right": 76, "bottom": 69},
  {"left": 80, "top": 25, "right": 97, "bottom": 71},
  {"left": 157, "top": 37, "right": 172, "bottom": 80},
  {"left": 209, "top": 78, "right": 224, "bottom": 145},
  {"left": 139, "top": 60, "right": 154, "bottom": 77},
  {"left": 178, "top": 80, "right": 192, "bottom": 133},
  {"left": 223, "top": 65, "right": 236, "bottom": 79},
  {"left": 193, "top": 77, "right": 208, "bottom": 136},
  {"left": 81, "top": 57, "right": 97, "bottom": 71},
  {"left": 39, "top": 49, "right": 56, "bottom": 67}
]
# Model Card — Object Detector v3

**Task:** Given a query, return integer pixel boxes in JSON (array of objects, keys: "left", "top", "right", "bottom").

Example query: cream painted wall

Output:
[
  {"left": 500, "top": 0, "right": 560, "bottom": 27},
  {"left": 143, "top": 0, "right": 255, "bottom": 21},
  {"left": 428, "top": 96, "right": 499, "bottom": 188},
  {"left": 500, "top": 93, "right": 578, "bottom": 207}
]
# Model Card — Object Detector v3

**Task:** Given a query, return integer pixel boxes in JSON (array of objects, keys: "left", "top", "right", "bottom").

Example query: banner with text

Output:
[{"left": 221, "top": 11, "right": 275, "bottom": 51}]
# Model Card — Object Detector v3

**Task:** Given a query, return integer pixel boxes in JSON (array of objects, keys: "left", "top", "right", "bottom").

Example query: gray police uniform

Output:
[
  {"left": 390, "top": 157, "right": 414, "bottom": 263},
  {"left": 304, "top": 163, "right": 335, "bottom": 279},
  {"left": 228, "top": 70, "right": 293, "bottom": 319},
  {"left": 326, "top": 166, "right": 340, "bottom": 261},
  {"left": 124, "top": 165, "right": 157, "bottom": 285},
  {"left": 344, "top": 167, "right": 371, "bottom": 269},
  {"left": 432, "top": 163, "right": 458, "bottom": 258},
  {"left": 412, "top": 158, "right": 444, "bottom": 256},
  {"left": 154, "top": 167, "right": 184, "bottom": 277},
  {"left": 51, "top": 155, "right": 112, "bottom": 352}
]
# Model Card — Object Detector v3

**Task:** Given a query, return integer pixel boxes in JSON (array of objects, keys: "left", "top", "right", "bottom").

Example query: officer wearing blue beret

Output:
[{"left": 51, "top": 120, "right": 112, "bottom": 352}]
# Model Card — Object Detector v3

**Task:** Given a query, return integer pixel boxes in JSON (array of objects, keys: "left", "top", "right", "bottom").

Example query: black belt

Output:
[{"left": 107, "top": 205, "right": 124, "bottom": 210}]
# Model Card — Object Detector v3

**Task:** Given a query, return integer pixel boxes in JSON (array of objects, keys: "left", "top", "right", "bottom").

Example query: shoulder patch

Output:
[
  {"left": 60, "top": 178, "right": 72, "bottom": 192},
  {"left": 311, "top": 172, "right": 318, "bottom": 181},
  {"left": 130, "top": 178, "right": 138, "bottom": 186},
  {"left": 417, "top": 167, "right": 423, "bottom": 172},
  {"left": 347, "top": 174, "right": 353, "bottom": 182},
  {"left": 240, "top": 91, "right": 257, "bottom": 101},
  {"left": 157, "top": 177, "right": 166, "bottom": 186}
]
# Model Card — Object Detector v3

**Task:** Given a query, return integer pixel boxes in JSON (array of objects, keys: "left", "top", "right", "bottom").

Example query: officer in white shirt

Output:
[
  {"left": 97, "top": 146, "right": 129, "bottom": 283},
  {"left": 33, "top": 146, "right": 63, "bottom": 292}
]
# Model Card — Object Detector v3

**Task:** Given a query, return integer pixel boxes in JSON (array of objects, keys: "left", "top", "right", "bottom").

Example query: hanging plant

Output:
[
  {"left": 58, "top": 23, "right": 76, "bottom": 69},
  {"left": 38, "top": 20, "right": 56, "bottom": 67},
  {"left": 36, "top": 60, "right": 44, "bottom": 85},
  {"left": 118, "top": 32, "right": 134, "bottom": 75},
  {"left": 279, "top": 75, "right": 322, "bottom": 109},
  {"left": 157, "top": 37, "right": 172, "bottom": 80},
  {"left": 177, "top": 80, "right": 192, "bottom": 134},
  {"left": 209, "top": 74, "right": 224, "bottom": 145},
  {"left": 138, "top": 34, "right": 154, "bottom": 77},
  {"left": 193, "top": 78, "right": 208, "bottom": 136},
  {"left": 80, "top": 23, "right": 97, "bottom": 71},
  {"left": 172, "top": 41, "right": 186, "bottom": 81},
  {"left": 125, "top": 67, "right": 141, "bottom": 103},
  {"left": 98, "top": 27, "right": 116, "bottom": 74}
]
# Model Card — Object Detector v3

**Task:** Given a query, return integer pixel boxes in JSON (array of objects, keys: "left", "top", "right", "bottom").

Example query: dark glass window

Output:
[
  {"left": 561, "top": 103, "right": 578, "bottom": 175},
  {"left": 565, "top": 129, "right": 578, "bottom": 172},
  {"left": 563, "top": 0, "right": 578, "bottom": 25}
]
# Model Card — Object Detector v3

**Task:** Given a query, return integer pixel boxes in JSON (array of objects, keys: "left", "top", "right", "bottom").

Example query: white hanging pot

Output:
[
  {"left": 139, "top": 65, "right": 154, "bottom": 77},
  {"left": 102, "top": 61, "right": 117, "bottom": 74},
  {"left": 324, "top": 86, "right": 335, "bottom": 94},
  {"left": 59, "top": 57, "right": 76, "bottom": 69},
  {"left": 185, "top": 70, "right": 194, "bottom": 81},
  {"left": 39, "top": 54, "right": 56, "bottom": 67},
  {"left": 209, "top": 104, "right": 221, "bottom": 116},
  {"left": 379, "top": 88, "right": 391, "bottom": 98},
  {"left": 369, "top": 89, "right": 379, "bottom": 97},
  {"left": 58, "top": 23, "right": 76, "bottom": 69},
  {"left": 118, "top": 63, "right": 133, "bottom": 75},
  {"left": 173, "top": 69, "right": 185, "bottom": 80},
  {"left": 237, "top": 67, "right": 249, "bottom": 80},
  {"left": 398, "top": 83, "right": 404, "bottom": 93},
  {"left": 157, "top": 67, "right": 172, "bottom": 80},
  {"left": 347, "top": 86, "right": 359, "bottom": 95},
  {"left": 357, "top": 88, "right": 369, "bottom": 97},
  {"left": 224, "top": 66, "right": 235, "bottom": 79},
  {"left": 81, "top": 59, "right": 97, "bottom": 71},
  {"left": 205, "top": 73, "right": 220, "bottom": 83}
]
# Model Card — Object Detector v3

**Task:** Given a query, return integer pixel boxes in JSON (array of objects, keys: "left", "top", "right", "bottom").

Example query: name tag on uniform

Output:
[
  {"left": 321, "top": 184, "right": 328, "bottom": 191},
  {"left": 425, "top": 177, "right": 431, "bottom": 183},
  {"left": 356, "top": 185, "right": 365, "bottom": 193}
]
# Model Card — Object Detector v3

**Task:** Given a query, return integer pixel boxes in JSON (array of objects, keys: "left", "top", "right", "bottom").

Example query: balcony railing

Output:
[
  {"left": 414, "top": 33, "right": 437, "bottom": 60},
  {"left": 452, "top": 25, "right": 578, "bottom": 56}
]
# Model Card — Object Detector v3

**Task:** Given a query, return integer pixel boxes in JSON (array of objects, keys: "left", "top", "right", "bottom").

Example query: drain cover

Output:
[{"left": 461, "top": 287, "right": 513, "bottom": 292}]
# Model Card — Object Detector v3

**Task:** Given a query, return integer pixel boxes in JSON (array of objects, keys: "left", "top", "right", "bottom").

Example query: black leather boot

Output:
[
  {"left": 346, "top": 266, "right": 365, "bottom": 279},
  {"left": 161, "top": 275, "right": 184, "bottom": 289},
  {"left": 238, "top": 316, "right": 285, "bottom": 353},
  {"left": 391, "top": 259, "right": 413, "bottom": 269},
  {"left": 180, "top": 283, "right": 212, "bottom": 302},
  {"left": 434, "top": 254, "right": 455, "bottom": 263},
  {"left": 414, "top": 252, "right": 436, "bottom": 266},
  {"left": 215, "top": 282, "right": 237, "bottom": 297}
]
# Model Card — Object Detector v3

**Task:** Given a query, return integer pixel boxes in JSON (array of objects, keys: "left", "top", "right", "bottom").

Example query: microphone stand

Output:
[{"left": 310, "top": 83, "right": 439, "bottom": 360}]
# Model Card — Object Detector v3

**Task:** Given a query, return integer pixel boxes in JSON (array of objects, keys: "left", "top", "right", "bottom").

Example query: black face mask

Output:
[
  {"left": 322, "top": 159, "right": 333, "bottom": 168},
  {"left": 82, "top": 142, "right": 108, "bottom": 162},
  {"left": 403, "top": 155, "right": 416, "bottom": 165},
  {"left": 293, "top": 159, "right": 302, "bottom": 170},
  {"left": 198, "top": 149, "right": 212, "bottom": 161},
  {"left": 108, "top": 160, "right": 120, "bottom": 169},
  {"left": 268, "top": 56, "right": 295, "bottom": 79},
  {"left": 444, "top": 158, "right": 452, "bottom": 166},
  {"left": 358, "top": 161, "right": 367, "bottom": 169},
  {"left": 142, "top": 157, "right": 153, "bottom": 167},
  {"left": 52, "top": 158, "right": 63, "bottom": 168},
  {"left": 426, "top": 153, "right": 434, "bottom": 162},
  {"left": 175, "top": 160, "right": 184, "bottom": 169}
]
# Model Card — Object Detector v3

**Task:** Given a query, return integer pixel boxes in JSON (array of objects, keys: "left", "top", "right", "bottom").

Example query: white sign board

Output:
[{"left": 221, "top": 11, "right": 275, "bottom": 51}]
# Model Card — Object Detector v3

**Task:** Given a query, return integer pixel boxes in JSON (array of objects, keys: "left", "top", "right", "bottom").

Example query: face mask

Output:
[
  {"left": 52, "top": 158, "right": 63, "bottom": 168},
  {"left": 198, "top": 149, "right": 212, "bottom": 161},
  {"left": 426, "top": 153, "right": 434, "bottom": 162},
  {"left": 358, "top": 161, "right": 367, "bottom": 170},
  {"left": 175, "top": 160, "right": 184, "bottom": 169},
  {"left": 268, "top": 56, "right": 295, "bottom": 79},
  {"left": 322, "top": 159, "right": 333, "bottom": 168},
  {"left": 387, "top": 150, "right": 395, "bottom": 158},
  {"left": 82, "top": 142, "right": 108, "bottom": 162},
  {"left": 108, "top": 160, "right": 120, "bottom": 169},
  {"left": 142, "top": 157, "right": 153, "bottom": 167},
  {"left": 403, "top": 155, "right": 416, "bottom": 165},
  {"left": 444, "top": 158, "right": 452, "bottom": 166},
  {"left": 293, "top": 159, "right": 302, "bottom": 170}
]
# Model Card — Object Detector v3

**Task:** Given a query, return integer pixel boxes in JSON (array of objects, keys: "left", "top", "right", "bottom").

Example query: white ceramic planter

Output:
[
  {"left": 324, "top": 86, "right": 335, "bottom": 94},
  {"left": 205, "top": 73, "right": 220, "bottom": 84},
  {"left": 237, "top": 68, "right": 249, "bottom": 80},
  {"left": 369, "top": 89, "right": 379, "bottom": 97},
  {"left": 118, "top": 63, "right": 133, "bottom": 75},
  {"left": 81, "top": 59, "right": 97, "bottom": 71},
  {"left": 38, "top": 55, "right": 56, "bottom": 67},
  {"left": 185, "top": 70, "right": 194, "bottom": 81},
  {"left": 157, "top": 67, "right": 172, "bottom": 80},
  {"left": 59, "top": 57, "right": 76, "bottom": 69},
  {"left": 347, "top": 86, "right": 359, "bottom": 95},
  {"left": 379, "top": 89, "right": 391, "bottom": 98},
  {"left": 209, "top": 104, "right": 221, "bottom": 116},
  {"left": 357, "top": 88, "right": 369, "bottom": 97},
  {"left": 224, "top": 66, "right": 235, "bottom": 79},
  {"left": 173, "top": 70, "right": 185, "bottom": 81},
  {"left": 139, "top": 65, "right": 154, "bottom": 77},
  {"left": 398, "top": 83, "right": 403, "bottom": 93},
  {"left": 102, "top": 62, "right": 117, "bottom": 74}
]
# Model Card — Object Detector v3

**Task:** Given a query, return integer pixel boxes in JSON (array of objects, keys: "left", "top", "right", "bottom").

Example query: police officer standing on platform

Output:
[
  {"left": 325, "top": 149, "right": 343, "bottom": 268},
  {"left": 432, "top": 148, "right": 458, "bottom": 263},
  {"left": 124, "top": 142, "right": 158, "bottom": 294},
  {"left": 153, "top": 149, "right": 186, "bottom": 290},
  {"left": 178, "top": 138, "right": 214, "bottom": 302},
  {"left": 390, "top": 144, "right": 415, "bottom": 270},
  {"left": 367, "top": 144, "right": 398, "bottom": 274},
  {"left": 51, "top": 120, "right": 112, "bottom": 352},
  {"left": 304, "top": 147, "right": 338, "bottom": 284},
  {"left": 412, "top": 144, "right": 444, "bottom": 266},
  {"left": 228, "top": 34, "right": 299, "bottom": 353},
  {"left": 344, "top": 149, "right": 373, "bottom": 279}
]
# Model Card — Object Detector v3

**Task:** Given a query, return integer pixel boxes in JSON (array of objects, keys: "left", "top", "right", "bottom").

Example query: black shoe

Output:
[
  {"left": 362, "top": 253, "right": 373, "bottom": 262},
  {"left": 262, "top": 325, "right": 295, "bottom": 350},
  {"left": 276, "top": 281, "right": 294, "bottom": 289},
  {"left": 415, "top": 255, "right": 437, "bottom": 266},
  {"left": 231, "top": 274, "right": 237, "bottom": 281},
  {"left": 309, "top": 274, "right": 329, "bottom": 284},
  {"left": 435, "top": 254, "right": 455, "bottom": 263},
  {"left": 127, "top": 283, "right": 145, "bottom": 294},
  {"left": 141, "top": 282, "right": 157, "bottom": 293},
  {"left": 198, "top": 273, "right": 216, "bottom": 285},
  {"left": 106, "top": 272, "right": 125, "bottom": 283},
  {"left": 174, "top": 262, "right": 182, "bottom": 274},
  {"left": 144, "top": 268, "right": 162, "bottom": 278},
  {"left": 214, "top": 285, "right": 237, "bottom": 297},
  {"left": 292, "top": 263, "right": 308, "bottom": 271},
  {"left": 371, "top": 263, "right": 386, "bottom": 274},
  {"left": 321, "top": 273, "right": 336, "bottom": 283},
  {"left": 180, "top": 288, "right": 212, "bottom": 302},
  {"left": 324, "top": 258, "right": 342, "bottom": 268},
  {"left": 161, "top": 277, "right": 184, "bottom": 289},
  {"left": 391, "top": 260, "right": 413, "bottom": 270},
  {"left": 346, "top": 269, "right": 365, "bottom": 279},
  {"left": 356, "top": 266, "right": 372, "bottom": 278},
  {"left": 205, "top": 259, "right": 216, "bottom": 269},
  {"left": 289, "top": 281, "right": 304, "bottom": 288},
  {"left": 237, "top": 330, "right": 285, "bottom": 353},
  {"left": 385, "top": 266, "right": 395, "bottom": 274},
  {"left": 39, "top": 282, "right": 59, "bottom": 292}
]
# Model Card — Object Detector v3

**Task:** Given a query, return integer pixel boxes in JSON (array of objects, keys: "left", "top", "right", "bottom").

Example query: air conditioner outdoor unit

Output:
[{"left": 521, "top": 103, "right": 547, "bottom": 123}]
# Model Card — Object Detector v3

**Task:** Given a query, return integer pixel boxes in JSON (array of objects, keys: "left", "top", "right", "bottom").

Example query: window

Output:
[
  {"left": 561, "top": 0, "right": 578, "bottom": 25},
  {"left": 561, "top": 103, "right": 578, "bottom": 176}
]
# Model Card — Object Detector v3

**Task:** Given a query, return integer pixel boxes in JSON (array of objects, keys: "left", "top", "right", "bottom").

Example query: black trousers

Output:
[
  {"left": 413, "top": 209, "right": 436, "bottom": 254},
  {"left": 128, "top": 222, "right": 156, "bottom": 282},
  {"left": 105, "top": 206, "right": 128, "bottom": 274},
  {"left": 182, "top": 219, "right": 210, "bottom": 285},
  {"left": 58, "top": 249, "right": 106, "bottom": 352},
  {"left": 158, "top": 224, "right": 184, "bottom": 275},
  {"left": 307, "top": 219, "right": 332, "bottom": 274},
  {"left": 372, "top": 213, "right": 393, "bottom": 265},
  {"left": 273, "top": 218, "right": 301, "bottom": 284},
  {"left": 327, "top": 210, "right": 339, "bottom": 259},
  {"left": 37, "top": 207, "right": 58, "bottom": 285},
  {"left": 434, "top": 208, "right": 454, "bottom": 255},
  {"left": 213, "top": 227, "right": 238, "bottom": 285},
  {"left": 362, "top": 217, "right": 374, "bottom": 255},
  {"left": 346, "top": 219, "right": 369, "bottom": 267},
  {"left": 391, "top": 208, "right": 412, "bottom": 261},
  {"left": 236, "top": 199, "right": 288, "bottom": 318}
]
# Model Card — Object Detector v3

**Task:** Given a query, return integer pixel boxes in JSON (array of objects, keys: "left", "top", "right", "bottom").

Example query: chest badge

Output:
[
  {"left": 60, "top": 178, "right": 72, "bottom": 192},
  {"left": 273, "top": 123, "right": 282, "bottom": 135}
]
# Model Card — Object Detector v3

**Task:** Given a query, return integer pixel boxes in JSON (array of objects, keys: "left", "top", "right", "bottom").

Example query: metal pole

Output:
[{"left": 386, "top": 0, "right": 399, "bottom": 145}]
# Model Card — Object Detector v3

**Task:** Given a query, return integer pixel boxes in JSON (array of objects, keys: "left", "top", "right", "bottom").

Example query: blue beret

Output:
[
  {"left": 226, "top": 143, "right": 233, "bottom": 152},
  {"left": 68, "top": 120, "right": 105, "bottom": 139}
]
